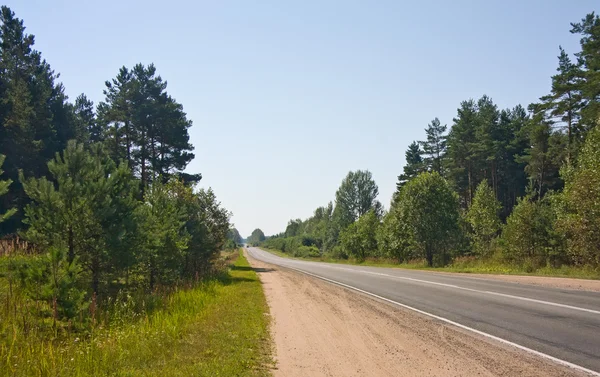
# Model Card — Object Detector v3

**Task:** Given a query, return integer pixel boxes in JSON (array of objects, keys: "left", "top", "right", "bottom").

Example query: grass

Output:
[
  {"left": 261, "top": 247, "right": 600, "bottom": 280},
  {"left": 0, "top": 249, "right": 273, "bottom": 377}
]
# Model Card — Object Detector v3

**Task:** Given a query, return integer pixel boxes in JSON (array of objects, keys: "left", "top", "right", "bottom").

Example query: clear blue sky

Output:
[{"left": 10, "top": 1, "right": 599, "bottom": 237}]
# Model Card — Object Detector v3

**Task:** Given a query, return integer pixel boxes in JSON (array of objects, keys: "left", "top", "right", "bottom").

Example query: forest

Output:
[
  {"left": 261, "top": 11, "right": 600, "bottom": 274},
  {"left": 0, "top": 7, "right": 253, "bottom": 374}
]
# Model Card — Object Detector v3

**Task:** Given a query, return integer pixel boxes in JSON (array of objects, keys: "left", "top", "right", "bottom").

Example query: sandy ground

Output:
[
  {"left": 442, "top": 273, "right": 600, "bottom": 292},
  {"left": 246, "top": 252, "right": 585, "bottom": 377}
]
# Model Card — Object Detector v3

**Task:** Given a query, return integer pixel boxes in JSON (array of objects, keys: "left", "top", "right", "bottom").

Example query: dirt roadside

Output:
[{"left": 246, "top": 251, "right": 584, "bottom": 377}]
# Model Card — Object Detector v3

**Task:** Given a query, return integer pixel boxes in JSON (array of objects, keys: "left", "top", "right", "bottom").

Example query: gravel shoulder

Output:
[{"left": 246, "top": 250, "right": 585, "bottom": 377}]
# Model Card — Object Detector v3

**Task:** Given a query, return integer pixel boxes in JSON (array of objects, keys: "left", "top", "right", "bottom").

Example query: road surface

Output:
[{"left": 247, "top": 247, "right": 600, "bottom": 375}]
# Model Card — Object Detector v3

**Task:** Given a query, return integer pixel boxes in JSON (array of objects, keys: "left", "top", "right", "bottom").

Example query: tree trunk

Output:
[
  {"left": 125, "top": 119, "right": 131, "bottom": 166},
  {"left": 567, "top": 105, "right": 573, "bottom": 166},
  {"left": 140, "top": 128, "right": 146, "bottom": 199},
  {"left": 67, "top": 226, "right": 74, "bottom": 263},
  {"left": 467, "top": 162, "right": 473, "bottom": 207},
  {"left": 92, "top": 257, "right": 100, "bottom": 296},
  {"left": 426, "top": 244, "right": 433, "bottom": 267},
  {"left": 538, "top": 161, "right": 545, "bottom": 201}
]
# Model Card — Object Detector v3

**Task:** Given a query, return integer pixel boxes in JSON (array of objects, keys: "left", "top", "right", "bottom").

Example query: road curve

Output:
[{"left": 247, "top": 247, "right": 600, "bottom": 375}]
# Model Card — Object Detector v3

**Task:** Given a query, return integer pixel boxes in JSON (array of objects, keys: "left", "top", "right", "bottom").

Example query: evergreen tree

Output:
[
  {"left": 446, "top": 99, "right": 478, "bottom": 207},
  {"left": 396, "top": 141, "right": 424, "bottom": 191},
  {"left": 0, "top": 155, "right": 16, "bottom": 223},
  {"left": 73, "top": 94, "right": 97, "bottom": 144},
  {"left": 420, "top": 118, "right": 447, "bottom": 175},
  {"left": 535, "top": 47, "right": 583, "bottom": 164},
  {"left": 495, "top": 106, "right": 529, "bottom": 218},
  {"left": 99, "top": 64, "right": 196, "bottom": 198},
  {"left": 0, "top": 6, "right": 78, "bottom": 234},
  {"left": 21, "top": 142, "right": 139, "bottom": 294},
  {"left": 473, "top": 95, "right": 501, "bottom": 194},
  {"left": 570, "top": 13, "right": 600, "bottom": 128},
  {"left": 137, "top": 179, "right": 188, "bottom": 289},
  {"left": 97, "top": 66, "right": 133, "bottom": 165},
  {"left": 517, "top": 113, "right": 564, "bottom": 200}
]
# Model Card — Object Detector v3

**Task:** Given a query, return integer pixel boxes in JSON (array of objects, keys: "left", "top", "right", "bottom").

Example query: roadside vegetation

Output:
[
  {"left": 0, "top": 7, "right": 266, "bottom": 376},
  {"left": 259, "top": 12, "right": 600, "bottom": 279},
  {"left": 1, "top": 249, "right": 272, "bottom": 376}
]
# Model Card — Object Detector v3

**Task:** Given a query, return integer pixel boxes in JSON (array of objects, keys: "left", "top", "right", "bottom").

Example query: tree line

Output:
[
  {"left": 262, "top": 11, "right": 600, "bottom": 270},
  {"left": 0, "top": 6, "right": 231, "bottom": 324}
]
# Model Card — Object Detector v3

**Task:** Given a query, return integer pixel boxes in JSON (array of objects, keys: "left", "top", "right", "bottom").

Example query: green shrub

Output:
[{"left": 294, "top": 245, "right": 320, "bottom": 258}]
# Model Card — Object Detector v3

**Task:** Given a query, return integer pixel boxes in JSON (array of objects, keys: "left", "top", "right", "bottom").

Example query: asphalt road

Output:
[{"left": 247, "top": 247, "right": 600, "bottom": 375}]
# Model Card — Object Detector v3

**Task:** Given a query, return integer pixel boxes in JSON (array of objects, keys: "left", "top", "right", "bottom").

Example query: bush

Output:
[
  {"left": 326, "top": 245, "right": 348, "bottom": 260},
  {"left": 340, "top": 210, "right": 379, "bottom": 261},
  {"left": 377, "top": 209, "right": 414, "bottom": 262},
  {"left": 294, "top": 245, "right": 320, "bottom": 258}
]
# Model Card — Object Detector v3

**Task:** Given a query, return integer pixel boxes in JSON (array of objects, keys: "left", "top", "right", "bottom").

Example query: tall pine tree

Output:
[
  {"left": 98, "top": 63, "right": 197, "bottom": 197},
  {"left": 420, "top": 118, "right": 447, "bottom": 175},
  {"left": 570, "top": 13, "right": 600, "bottom": 129},
  {"left": 533, "top": 47, "right": 583, "bottom": 164},
  {"left": 446, "top": 99, "right": 478, "bottom": 206},
  {"left": 396, "top": 141, "right": 424, "bottom": 192}
]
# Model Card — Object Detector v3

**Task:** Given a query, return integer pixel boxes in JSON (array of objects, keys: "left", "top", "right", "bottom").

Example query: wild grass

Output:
[
  {"left": 261, "top": 247, "right": 600, "bottom": 280},
  {"left": 0, "top": 249, "right": 272, "bottom": 376}
]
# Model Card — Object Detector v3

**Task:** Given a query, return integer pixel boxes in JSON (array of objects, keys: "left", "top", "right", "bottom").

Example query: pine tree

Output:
[
  {"left": 74, "top": 94, "right": 98, "bottom": 144},
  {"left": 517, "top": 112, "right": 564, "bottom": 200},
  {"left": 396, "top": 141, "right": 424, "bottom": 192},
  {"left": 570, "top": 13, "right": 600, "bottom": 128},
  {"left": 496, "top": 106, "right": 529, "bottom": 218},
  {"left": 98, "top": 66, "right": 134, "bottom": 166},
  {"left": 533, "top": 47, "right": 583, "bottom": 164},
  {"left": 447, "top": 99, "right": 478, "bottom": 206},
  {"left": 473, "top": 95, "right": 501, "bottom": 194},
  {"left": 0, "top": 6, "right": 77, "bottom": 234},
  {"left": 99, "top": 64, "right": 196, "bottom": 198},
  {"left": 420, "top": 118, "right": 447, "bottom": 175},
  {"left": 21, "top": 141, "right": 139, "bottom": 294},
  {"left": 0, "top": 155, "right": 16, "bottom": 223}
]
